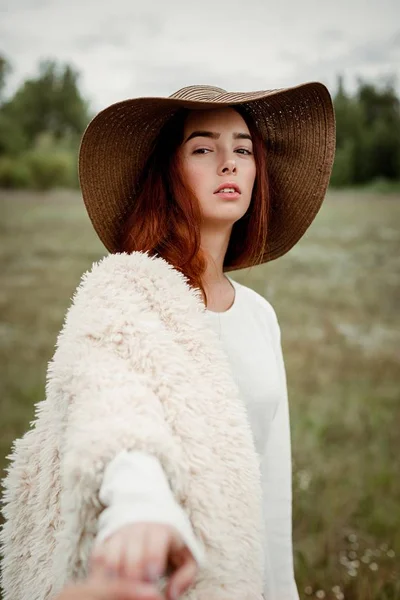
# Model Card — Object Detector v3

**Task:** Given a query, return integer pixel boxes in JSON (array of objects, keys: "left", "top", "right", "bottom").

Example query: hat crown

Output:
[{"left": 169, "top": 85, "right": 227, "bottom": 102}]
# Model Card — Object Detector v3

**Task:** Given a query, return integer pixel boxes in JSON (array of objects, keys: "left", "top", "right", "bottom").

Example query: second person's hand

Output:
[{"left": 89, "top": 522, "right": 198, "bottom": 600}]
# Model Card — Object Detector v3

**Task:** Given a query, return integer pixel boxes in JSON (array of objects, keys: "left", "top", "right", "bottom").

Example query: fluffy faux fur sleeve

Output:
[
  {"left": 58, "top": 257, "right": 189, "bottom": 495},
  {"left": 51, "top": 254, "right": 194, "bottom": 589}
]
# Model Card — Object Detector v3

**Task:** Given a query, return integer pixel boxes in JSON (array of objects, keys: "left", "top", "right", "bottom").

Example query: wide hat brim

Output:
[{"left": 78, "top": 82, "right": 336, "bottom": 271}]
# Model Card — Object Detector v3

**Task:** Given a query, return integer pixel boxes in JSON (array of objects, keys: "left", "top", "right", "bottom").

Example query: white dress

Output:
[{"left": 95, "top": 277, "right": 299, "bottom": 600}]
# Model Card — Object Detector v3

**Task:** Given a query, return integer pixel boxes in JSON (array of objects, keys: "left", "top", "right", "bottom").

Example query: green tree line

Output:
[
  {"left": 0, "top": 55, "right": 399, "bottom": 190},
  {"left": 0, "top": 56, "right": 89, "bottom": 189},
  {"left": 332, "top": 75, "right": 400, "bottom": 189}
]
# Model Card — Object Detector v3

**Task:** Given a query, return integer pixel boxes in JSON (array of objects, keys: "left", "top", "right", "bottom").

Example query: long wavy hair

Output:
[{"left": 119, "top": 106, "right": 270, "bottom": 305}]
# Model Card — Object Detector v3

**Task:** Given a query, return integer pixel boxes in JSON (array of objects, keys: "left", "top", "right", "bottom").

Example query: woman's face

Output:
[{"left": 177, "top": 108, "right": 256, "bottom": 228}]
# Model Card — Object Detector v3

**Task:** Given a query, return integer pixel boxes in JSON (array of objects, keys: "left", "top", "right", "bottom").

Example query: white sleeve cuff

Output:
[{"left": 95, "top": 450, "right": 206, "bottom": 567}]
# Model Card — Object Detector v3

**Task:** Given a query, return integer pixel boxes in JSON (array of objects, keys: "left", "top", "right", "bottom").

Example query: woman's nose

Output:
[{"left": 218, "top": 159, "right": 237, "bottom": 175}]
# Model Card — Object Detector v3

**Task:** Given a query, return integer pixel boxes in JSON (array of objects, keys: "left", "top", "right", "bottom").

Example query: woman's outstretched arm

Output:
[{"left": 50, "top": 256, "right": 202, "bottom": 595}]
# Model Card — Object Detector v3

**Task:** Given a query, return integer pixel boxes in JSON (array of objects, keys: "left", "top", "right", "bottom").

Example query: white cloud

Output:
[{"left": 1, "top": 0, "right": 399, "bottom": 111}]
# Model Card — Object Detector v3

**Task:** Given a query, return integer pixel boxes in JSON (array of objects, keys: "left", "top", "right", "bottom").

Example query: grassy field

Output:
[{"left": 0, "top": 189, "right": 399, "bottom": 599}]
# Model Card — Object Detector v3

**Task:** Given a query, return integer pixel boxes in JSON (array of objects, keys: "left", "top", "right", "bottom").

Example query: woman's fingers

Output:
[
  {"left": 166, "top": 548, "right": 198, "bottom": 600},
  {"left": 104, "top": 532, "right": 130, "bottom": 575},
  {"left": 89, "top": 522, "right": 199, "bottom": 598},
  {"left": 91, "top": 527, "right": 146, "bottom": 580},
  {"left": 142, "top": 524, "right": 170, "bottom": 582},
  {"left": 87, "top": 568, "right": 164, "bottom": 600},
  {"left": 88, "top": 560, "right": 110, "bottom": 583},
  {"left": 121, "top": 525, "right": 146, "bottom": 581},
  {"left": 57, "top": 579, "right": 164, "bottom": 600},
  {"left": 109, "top": 581, "right": 164, "bottom": 600}
]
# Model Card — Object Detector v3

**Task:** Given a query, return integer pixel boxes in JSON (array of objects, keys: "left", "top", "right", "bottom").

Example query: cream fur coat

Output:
[{"left": 0, "top": 251, "right": 264, "bottom": 600}]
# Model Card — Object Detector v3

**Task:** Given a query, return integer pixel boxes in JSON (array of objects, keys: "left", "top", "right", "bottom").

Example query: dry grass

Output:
[{"left": 1, "top": 189, "right": 399, "bottom": 599}]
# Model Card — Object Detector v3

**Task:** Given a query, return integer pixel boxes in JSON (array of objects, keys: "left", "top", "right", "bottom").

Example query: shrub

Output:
[
  {"left": 0, "top": 149, "right": 79, "bottom": 190},
  {"left": 0, "top": 156, "right": 31, "bottom": 188},
  {"left": 24, "top": 150, "right": 78, "bottom": 190}
]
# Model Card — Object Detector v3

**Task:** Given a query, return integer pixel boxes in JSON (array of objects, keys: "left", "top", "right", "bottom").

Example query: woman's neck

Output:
[
  {"left": 200, "top": 225, "right": 232, "bottom": 287},
  {"left": 200, "top": 226, "right": 234, "bottom": 310}
]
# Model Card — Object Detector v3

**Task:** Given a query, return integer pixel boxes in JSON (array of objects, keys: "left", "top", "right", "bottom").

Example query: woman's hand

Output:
[
  {"left": 89, "top": 522, "right": 198, "bottom": 600},
  {"left": 56, "top": 571, "right": 163, "bottom": 600}
]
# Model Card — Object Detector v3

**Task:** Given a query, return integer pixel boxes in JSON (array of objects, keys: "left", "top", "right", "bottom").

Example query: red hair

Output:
[{"left": 119, "top": 107, "right": 270, "bottom": 305}]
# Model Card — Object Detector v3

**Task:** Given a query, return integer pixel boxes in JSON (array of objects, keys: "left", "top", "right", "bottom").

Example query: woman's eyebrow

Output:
[
  {"left": 233, "top": 132, "right": 252, "bottom": 141},
  {"left": 184, "top": 130, "right": 219, "bottom": 143},
  {"left": 184, "top": 131, "right": 252, "bottom": 143}
]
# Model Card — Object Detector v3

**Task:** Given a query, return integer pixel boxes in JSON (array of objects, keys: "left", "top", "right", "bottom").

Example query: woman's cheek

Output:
[{"left": 187, "top": 168, "right": 207, "bottom": 195}]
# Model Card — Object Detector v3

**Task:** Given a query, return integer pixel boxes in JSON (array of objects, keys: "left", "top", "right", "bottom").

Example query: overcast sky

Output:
[{"left": 1, "top": 0, "right": 399, "bottom": 111}]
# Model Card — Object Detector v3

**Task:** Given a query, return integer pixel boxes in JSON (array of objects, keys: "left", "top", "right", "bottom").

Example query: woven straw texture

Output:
[{"left": 78, "top": 82, "right": 336, "bottom": 270}]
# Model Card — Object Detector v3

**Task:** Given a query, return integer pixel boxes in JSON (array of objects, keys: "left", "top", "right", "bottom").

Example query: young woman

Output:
[{"left": 1, "top": 83, "right": 335, "bottom": 600}]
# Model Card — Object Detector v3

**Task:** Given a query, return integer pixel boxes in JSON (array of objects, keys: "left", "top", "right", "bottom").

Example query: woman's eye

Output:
[
  {"left": 193, "top": 148, "right": 211, "bottom": 154},
  {"left": 236, "top": 148, "right": 252, "bottom": 155}
]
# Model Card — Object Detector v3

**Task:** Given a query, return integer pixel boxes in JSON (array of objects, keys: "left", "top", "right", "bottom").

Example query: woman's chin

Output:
[
  {"left": 203, "top": 204, "right": 249, "bottom": 223},
  {"left": 202, "top": 213, "right": 248, "bottom": 230}
]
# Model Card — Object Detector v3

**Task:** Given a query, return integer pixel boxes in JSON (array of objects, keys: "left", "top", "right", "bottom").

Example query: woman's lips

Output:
[{"left": 215, "top": 191, "right": 241, "bottom": 200}]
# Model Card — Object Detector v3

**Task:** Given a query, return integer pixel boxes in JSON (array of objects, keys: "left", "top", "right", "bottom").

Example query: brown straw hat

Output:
[{"left": 78, "top": 82, "right": 336, "bottom": 271}]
